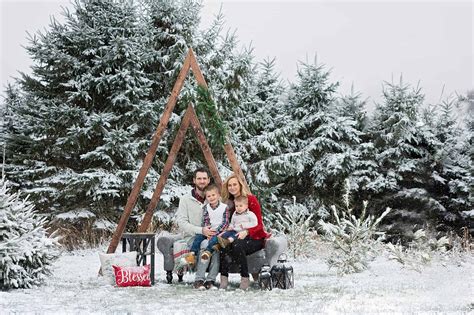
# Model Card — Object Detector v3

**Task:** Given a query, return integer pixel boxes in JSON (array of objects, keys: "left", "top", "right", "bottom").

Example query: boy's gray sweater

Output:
[{"left": 229, "top": 209, "right": 258, "bottom": 232}]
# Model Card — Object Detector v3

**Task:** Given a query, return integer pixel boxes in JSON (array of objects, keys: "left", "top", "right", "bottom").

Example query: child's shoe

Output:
[
  {"left": 217, "top": 236, "right": 231, "bottom": 249},
  {"left": 185, "top": 253, "right": 196, "bottom": 266},
  {"left": 212, "top": 244, "right": 221, "bottom": 252},
  {"left": 201, "top": 250, "right": 212, "bottom": 260}
]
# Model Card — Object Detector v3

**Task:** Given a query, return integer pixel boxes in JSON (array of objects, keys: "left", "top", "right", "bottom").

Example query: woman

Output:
[{"left": 219, "top": 173, "right": 270, "bottom": 290}]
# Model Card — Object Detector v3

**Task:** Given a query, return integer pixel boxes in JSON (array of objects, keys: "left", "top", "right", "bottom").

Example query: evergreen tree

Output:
[
  {"left": 283, "top": 60, "right": 362, "bottom": 208},
  {"left": 335, "top": 87, "right": 377, "bottom": 202},
  {"left": 367, "top": 78, "right": 444, "bottom": 238},
  {"left": 2, "top": 0, "right": 258, "bottom": 225},
  {"left": 427, "top": 97, "right": 472, "bottom": 231},
  {"left": 0, "top": 177, "right": 58, "bottom": 290},
  {"left": 230, "top": 58, "right": 292, "bottom": 210},
  {"left": 336, "top": 86, "right": 368, "bottom": 131},
  {"left": 4, "top": 0, "right": 157, "bottom": 216}
]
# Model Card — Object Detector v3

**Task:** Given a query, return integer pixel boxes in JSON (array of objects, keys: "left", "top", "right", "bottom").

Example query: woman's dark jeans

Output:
[{"left": 219, "top": 237, "right": 264, "bottom": 278}]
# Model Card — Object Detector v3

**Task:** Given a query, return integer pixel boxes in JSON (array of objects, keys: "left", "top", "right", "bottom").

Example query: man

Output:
[{"left": 175, "top": 167, "right": 220, "bottom": 289}]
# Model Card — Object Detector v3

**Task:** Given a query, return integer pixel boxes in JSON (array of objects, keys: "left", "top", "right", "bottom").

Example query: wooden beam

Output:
[
  {"left": 106, "top": 49, "right": 193, "bottom": 254},
  {"left": 189, "top": 47, "right": 208, "bottom": 88},
  {"left": 137, "top": 105, "right": 193, "bottom": 233},
  {"left": 188, "top": 106, "right": 222, "bottom": 188},
  {"left": 224, "top": 142, "right": 249, "bottom": 190}
]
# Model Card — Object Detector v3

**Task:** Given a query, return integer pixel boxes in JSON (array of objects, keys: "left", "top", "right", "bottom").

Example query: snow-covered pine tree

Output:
[
  {"left": 3, "top": 0, "right": 157, "bottom": 217},
  {"left": 386, "top": 228, "right": 450, "bottom": 272},
  {"left": 367, "top": 78, "right": 444, "bottom": 238},
  {"left": 336, "top": 85, "right": 368, "bottom": 132},
  {"left": 283, "top": 60, "right": 363, "bottom": 208},
  {"left": 319, "top": 180, "right": 390, "bottom": 275},
  {"left": 274, "top": 197, "right": 315, "bottom": 259},
  {"left": 0, "top": 177, "right": 58, "bottom": 290},
  {"left": 228, "top": 58, "right": 296, "bottom": 213},
  {"left": 426, "top": 96, "right": 473, "bottom": 232},
  {"left": 335, "top": 88, "right": 379, "bottom": 204}
]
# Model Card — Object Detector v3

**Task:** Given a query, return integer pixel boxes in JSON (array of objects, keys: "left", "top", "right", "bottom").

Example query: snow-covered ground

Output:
[{"left": 1, "top": 247, "right": 473, "bottom": 314}]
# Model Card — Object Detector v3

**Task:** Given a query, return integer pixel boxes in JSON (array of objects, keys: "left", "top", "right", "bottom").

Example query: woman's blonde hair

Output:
[{"left": 221, "top": 173, "right": 251, "bottom": 202}]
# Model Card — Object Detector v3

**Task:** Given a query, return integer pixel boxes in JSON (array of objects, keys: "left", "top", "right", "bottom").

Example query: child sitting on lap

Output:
[
  {"left": 186, "top": 184, "right": 229, "bottom": 266},
  {"left": 201, "top": 195, "right": 257, "bottom": 260}
]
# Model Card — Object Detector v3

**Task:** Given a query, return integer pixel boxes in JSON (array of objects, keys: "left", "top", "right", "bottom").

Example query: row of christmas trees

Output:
[{"left": 0, "top": 0, "right": 472, "bottom": 242}]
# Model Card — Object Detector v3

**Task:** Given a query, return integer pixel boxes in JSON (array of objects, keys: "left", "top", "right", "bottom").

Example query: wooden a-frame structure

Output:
[{"left": 106, "top": 48, "right": 248, "bottom": 254}]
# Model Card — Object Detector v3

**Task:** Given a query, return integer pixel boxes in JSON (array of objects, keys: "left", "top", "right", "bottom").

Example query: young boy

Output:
[
  {"left": 185, "top": 184, "right": 229, "bottom": 266},
  {"left": 201, "top": 195, "right": 258, "bottom": 260}
]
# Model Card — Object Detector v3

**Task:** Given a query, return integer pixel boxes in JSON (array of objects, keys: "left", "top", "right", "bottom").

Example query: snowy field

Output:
[{"left": 1, "top": 247, "right": 473, "bottom": 314}]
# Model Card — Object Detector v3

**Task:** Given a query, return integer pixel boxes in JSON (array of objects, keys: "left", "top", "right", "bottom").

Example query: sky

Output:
[{"left": 1, "top": 0, "right": 472, "bottom": 108}]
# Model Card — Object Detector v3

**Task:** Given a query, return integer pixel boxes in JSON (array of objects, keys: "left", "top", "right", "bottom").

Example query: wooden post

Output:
[
  {"left": 106, "top": 50, "right": 193, "bottom": 254},
  {"left": 137, "top": 106, "right": 193, "bottom": 232},
  {"left": 224, "top": 142, "right": 249, "bottom": 189}
]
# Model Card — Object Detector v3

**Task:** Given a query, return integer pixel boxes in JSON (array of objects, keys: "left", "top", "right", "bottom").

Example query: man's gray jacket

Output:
[{"left": 175, "top": 192, "right": 204, "bottom": 237}]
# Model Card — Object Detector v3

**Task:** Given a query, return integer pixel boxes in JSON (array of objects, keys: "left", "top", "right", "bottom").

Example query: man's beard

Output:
[{"left": 195, "top": 183, "right": 207, "bottom": 192}]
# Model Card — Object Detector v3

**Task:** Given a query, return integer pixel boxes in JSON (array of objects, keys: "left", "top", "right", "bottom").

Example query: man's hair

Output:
[
  {"left": 204, "top": 183, "right": 220, "bottom": 194},
  {"left": 193, "top": 167, "right": 210, "bottom": 179},
  {"left": 234, "top": 195, "right": 248, "bottom": 205}
]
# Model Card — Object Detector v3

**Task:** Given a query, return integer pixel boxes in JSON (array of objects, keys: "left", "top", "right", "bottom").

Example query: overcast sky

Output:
[{"left": 1, "top": 0, "right": 472, "bottom": 108}]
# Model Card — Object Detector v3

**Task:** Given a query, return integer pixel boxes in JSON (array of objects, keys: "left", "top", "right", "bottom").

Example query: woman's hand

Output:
[{"left": 236, "top": 230, "right": 248, "bottom": 239}]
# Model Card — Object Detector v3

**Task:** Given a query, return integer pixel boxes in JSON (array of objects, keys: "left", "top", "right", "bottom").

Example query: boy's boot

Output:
[
  {"left": 239, "top": 277, "right": 250, "bottom": 290},
  {"left": 201, "top": 250, "right": 211, "bottom": 260},
  {"left": 219, "top": 275, "right": 229, "bottom": 290},
  {"left": 212, "top": 244, "right": 221, "bottom": 252},
  {"left": 217, "top": 236, "right": 231, "bottom": 249},
  {"left": 185, "top": 253, "right": 195, "bottom": 266}
]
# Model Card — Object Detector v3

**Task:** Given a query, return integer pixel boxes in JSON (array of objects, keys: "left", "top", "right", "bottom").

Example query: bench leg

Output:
[{"left": 166, "top": 271, "right": 173, "bottom": 284}]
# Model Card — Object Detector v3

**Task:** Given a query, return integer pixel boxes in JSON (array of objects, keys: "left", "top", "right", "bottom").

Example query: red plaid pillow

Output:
[{"left": 113, "top": 264, "right": 151, "bottom": 287}]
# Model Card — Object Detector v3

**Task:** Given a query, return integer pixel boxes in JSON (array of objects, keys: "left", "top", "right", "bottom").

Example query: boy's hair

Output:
[
  {"left": 234, "top": 196, "right": 248, "bottom": 205},
  {"left": 204, "top": 183, "right": 220, "bottom": 195}
]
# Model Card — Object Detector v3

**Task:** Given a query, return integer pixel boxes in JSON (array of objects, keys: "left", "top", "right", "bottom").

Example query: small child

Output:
[
  {"left": 201, "top": 195, "right": 258, "bottom": 260},
  {"left": 185, "top": 184, "right": 229, "bottom": 266}
]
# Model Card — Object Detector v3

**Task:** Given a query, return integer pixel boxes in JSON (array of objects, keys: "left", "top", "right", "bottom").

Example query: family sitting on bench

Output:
[{"left": 175, "top": 167, "right": 270, "bottom": 290}]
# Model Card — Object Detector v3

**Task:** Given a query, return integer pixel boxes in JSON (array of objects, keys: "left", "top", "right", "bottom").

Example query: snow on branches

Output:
[
  {"left": 319, "top": 180, "right": 390, "bottom": 275},
  {"left": 0, "top": 177, "right": 59, "bottom": 290}
]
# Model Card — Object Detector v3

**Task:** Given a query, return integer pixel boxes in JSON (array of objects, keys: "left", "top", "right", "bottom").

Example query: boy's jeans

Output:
[
  {"left": 206, "top": 230, "right": 238, "bottom": 252},
  {"left": 190, "top": 234, "right": 207, "bottom": 254}
]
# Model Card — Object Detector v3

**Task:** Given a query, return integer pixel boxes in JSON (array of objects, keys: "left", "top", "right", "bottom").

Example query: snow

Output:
[
  {"left": 1, "top": 247, "right": 472, "bottom": 313},
  {"left": 462, "top": 209, "right": 474, "bottom": 218},
  {"left": 55, "top": 209, "right": 95, "bottom": 220}
]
